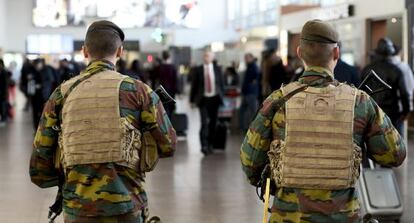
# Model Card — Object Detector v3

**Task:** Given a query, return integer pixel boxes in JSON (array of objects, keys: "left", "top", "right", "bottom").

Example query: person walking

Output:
[
  {"left": 29, "top": 58, "right": 56, "bottom": 129},
  {"left": 241, "top": 20, "right": 406, "bottom": 223},
  {"left": 155, "top": 50, "right": 178, "bottom": 118},
  {"left": 30, "top": 20, "right": 176, "bottom": 223},
  {"left": 239, "top": 53, "right": 260, "bottom": 132},
  {"left": 261, "top": 49, "right": 288, "bottom": 100},
  {"left": 361, "top": 38, "right": 412, "bottom": 135},
  {"left": 190, "top": 50, "right": 225, "bottom": 155},
  {"left": 390, "top": 43, "right": 414, "bottom": 135}
]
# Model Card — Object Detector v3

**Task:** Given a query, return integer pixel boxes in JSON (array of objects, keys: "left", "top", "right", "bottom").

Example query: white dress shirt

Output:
[{"left": 203, "top": 63, "right": 217, "bottom": 97}]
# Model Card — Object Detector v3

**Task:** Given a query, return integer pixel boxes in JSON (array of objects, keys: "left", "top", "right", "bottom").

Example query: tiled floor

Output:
[{"left": 0, "top": 93, "right": 413, "bottom": 223}]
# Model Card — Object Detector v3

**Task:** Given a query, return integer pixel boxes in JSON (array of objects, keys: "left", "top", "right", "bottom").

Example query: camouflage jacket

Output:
[
  {"left": 241, "top": 67, "right": 406, "bottom": 222},
  {"left": 30, "top": 60, "right": 177, "bottom": 217}
]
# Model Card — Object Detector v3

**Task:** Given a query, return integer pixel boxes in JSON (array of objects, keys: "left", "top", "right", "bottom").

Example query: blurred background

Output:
[{"left": 0, "top": 0, "right": 414, "bottom": 222}]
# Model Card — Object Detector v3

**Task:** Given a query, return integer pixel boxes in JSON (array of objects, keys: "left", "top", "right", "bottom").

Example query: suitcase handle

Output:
[{"left": 362, "top": 214, "right": 379, "bottom": 223}]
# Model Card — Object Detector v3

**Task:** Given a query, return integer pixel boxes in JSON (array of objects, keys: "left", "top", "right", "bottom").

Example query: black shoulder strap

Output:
[
  {"left": 255, "top": 84, "right": 308, "bottom": 119},
  {"left": 61, "top": 73, "right": 98, "bottom": 104},
  {"left": 53, "top": 72, "right": 101, "bottom": 131},
  {"left": 272, "top": 84, "right": 309, "bottom": 113},
  {"left": 279, "top": 85, "right": 308, "bottom": 105}
]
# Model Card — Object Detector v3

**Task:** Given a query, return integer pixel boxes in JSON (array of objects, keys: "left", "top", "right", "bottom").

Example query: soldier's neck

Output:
[
  {"left": 89, "top": 56, "right": 117, "bottom": 66},
  {"left": 304, "top": 63, "right": 335, "bottom": 75}
]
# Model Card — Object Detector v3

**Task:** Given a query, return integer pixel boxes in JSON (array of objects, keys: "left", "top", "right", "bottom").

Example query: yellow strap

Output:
[{"left": 262, "top": 178, "right": 271, "bottom": 223}]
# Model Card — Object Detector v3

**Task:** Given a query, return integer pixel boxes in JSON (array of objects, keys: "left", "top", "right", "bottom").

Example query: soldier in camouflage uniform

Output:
[
  {"left": 30, "top": 20, "right": 176, "bottom": 223},
  {"left": 240, "top": 19, "right": 406, "bottom": 223}
]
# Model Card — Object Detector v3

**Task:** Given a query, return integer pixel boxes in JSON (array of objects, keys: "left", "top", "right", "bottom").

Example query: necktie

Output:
[{"left": 205, "top": 66, "right": 212, "bottom": 94}]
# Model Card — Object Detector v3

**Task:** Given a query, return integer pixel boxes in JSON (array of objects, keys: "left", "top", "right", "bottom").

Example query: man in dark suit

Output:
[{"left": 190, "top": 51, "right": 225, "bottom": 155}]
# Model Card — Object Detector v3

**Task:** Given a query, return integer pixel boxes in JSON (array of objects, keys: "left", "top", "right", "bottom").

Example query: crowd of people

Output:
[{"left": 0, "top": 36, "right": 412, "bottom": 141}]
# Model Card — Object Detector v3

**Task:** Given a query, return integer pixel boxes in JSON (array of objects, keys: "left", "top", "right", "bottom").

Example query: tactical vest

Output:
[
  {"left": 59, "top": 70, "right": 141, "bottom": 170},
  {"left": 268, "top": 82, "right": 362, "bottom": 190}
]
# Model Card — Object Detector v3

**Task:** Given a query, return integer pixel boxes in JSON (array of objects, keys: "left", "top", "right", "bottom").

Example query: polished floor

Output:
[{"left": 0, "top": 92, "right": 413, "bottom": 223}]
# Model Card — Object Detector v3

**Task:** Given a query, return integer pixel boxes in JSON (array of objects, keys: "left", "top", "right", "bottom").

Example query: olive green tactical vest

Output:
[
  {"left": 59, "top": 70, "right": 141, "bottom": 170},
  {"left": 268, "top": 82, "right": 362, "bottom": 190}
]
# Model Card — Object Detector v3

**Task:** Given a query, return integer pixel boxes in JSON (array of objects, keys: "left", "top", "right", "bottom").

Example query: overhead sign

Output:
[
  {"left": 311, "top": 4, "right": 354, "bottom": 21},
  {"left": 27, "top": 34, "right": 73, "bottom": 54}
]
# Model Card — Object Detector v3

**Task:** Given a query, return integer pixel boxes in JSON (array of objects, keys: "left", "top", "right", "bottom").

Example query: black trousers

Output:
[
  {"left": 199, "top": 96, "right": 221, "bottom": 148},
  {"left": 31, "top": 94, "right": 45, "bottom": 130},
  {"left": 0, "top": 98, "right": 7, "bottom": 122}
]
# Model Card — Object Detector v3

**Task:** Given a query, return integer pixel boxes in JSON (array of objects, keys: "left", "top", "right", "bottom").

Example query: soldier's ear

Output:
[
  {"left": 333, "top": 46, "right": 340, "bottom": 61},
  {"left": 116, "top": 46, "right": 124, "bottom": 58},
  {"left": 82, "top": 46, "right": 89, "bottom": 59},
  {"left": 297, "top": 46, "right": 302, "bottom": 60}
]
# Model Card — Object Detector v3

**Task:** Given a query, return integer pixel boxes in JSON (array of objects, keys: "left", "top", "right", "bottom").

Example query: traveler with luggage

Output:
[
  {"left": 190, "top": 50, "right": 225, "bottom": 155},
  {"left": 30, "top": 20, "right": 176, "bottom": 223},
  {"left": 240, "top": 19, "right": 406, "bottom": 222}
]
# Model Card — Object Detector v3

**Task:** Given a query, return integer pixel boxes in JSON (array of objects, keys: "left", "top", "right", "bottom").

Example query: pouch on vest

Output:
[{"left": 140, "top": 131, "right": 159, "bottom": 172}]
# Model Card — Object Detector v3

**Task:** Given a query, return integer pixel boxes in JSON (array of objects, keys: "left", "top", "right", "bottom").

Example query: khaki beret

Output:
[
  {"left": 300, "top": 19, "right": 339, "bottom": 44},
  {"left": 86, "top": 20, "right": 125, "bottom": 41}
]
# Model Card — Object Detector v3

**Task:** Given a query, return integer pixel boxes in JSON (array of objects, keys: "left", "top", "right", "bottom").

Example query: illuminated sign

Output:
[{"left": 26, "top": 34, "right": 74, "bottom": 54}]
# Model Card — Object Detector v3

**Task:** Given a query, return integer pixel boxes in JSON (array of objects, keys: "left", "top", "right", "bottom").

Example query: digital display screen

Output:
[
  {"left": 26, "top": 34, "right": 74, "bottom": 54},
  {"left": 32, "top": 0, "right": 201, "bottom": 28}
]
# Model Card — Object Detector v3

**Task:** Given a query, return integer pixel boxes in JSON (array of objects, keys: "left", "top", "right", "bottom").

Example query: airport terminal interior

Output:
[{"left": 2, "top": 0, "right": 414, "bottom": 222}]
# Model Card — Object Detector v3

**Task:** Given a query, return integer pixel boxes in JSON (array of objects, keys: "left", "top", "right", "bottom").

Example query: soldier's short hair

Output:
[
  {"left": 84, "top": 29, "right": 122, "bottom": 59},
  {"left": 299, "top": 39, "right": 337, "bottom": 67}
]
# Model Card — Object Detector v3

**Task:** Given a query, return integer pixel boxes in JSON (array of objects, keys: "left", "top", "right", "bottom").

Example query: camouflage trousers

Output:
[
  {"left": 269, "top": 209, "right": 361, "bottom": 223},
  {"left": 63, "top": 210, "right": 144, "bottom": 223}
]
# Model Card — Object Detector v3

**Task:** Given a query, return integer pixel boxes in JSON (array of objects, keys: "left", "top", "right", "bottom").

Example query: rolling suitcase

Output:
[
  {"left": 357, "top": 160, "right": 403, "bottom": 222},
  {"left": 171, "top": 113, "right": 188, "bottom": 136},
  {"left": 212, "top": 120, "right": 227, "bottom": 150}
]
